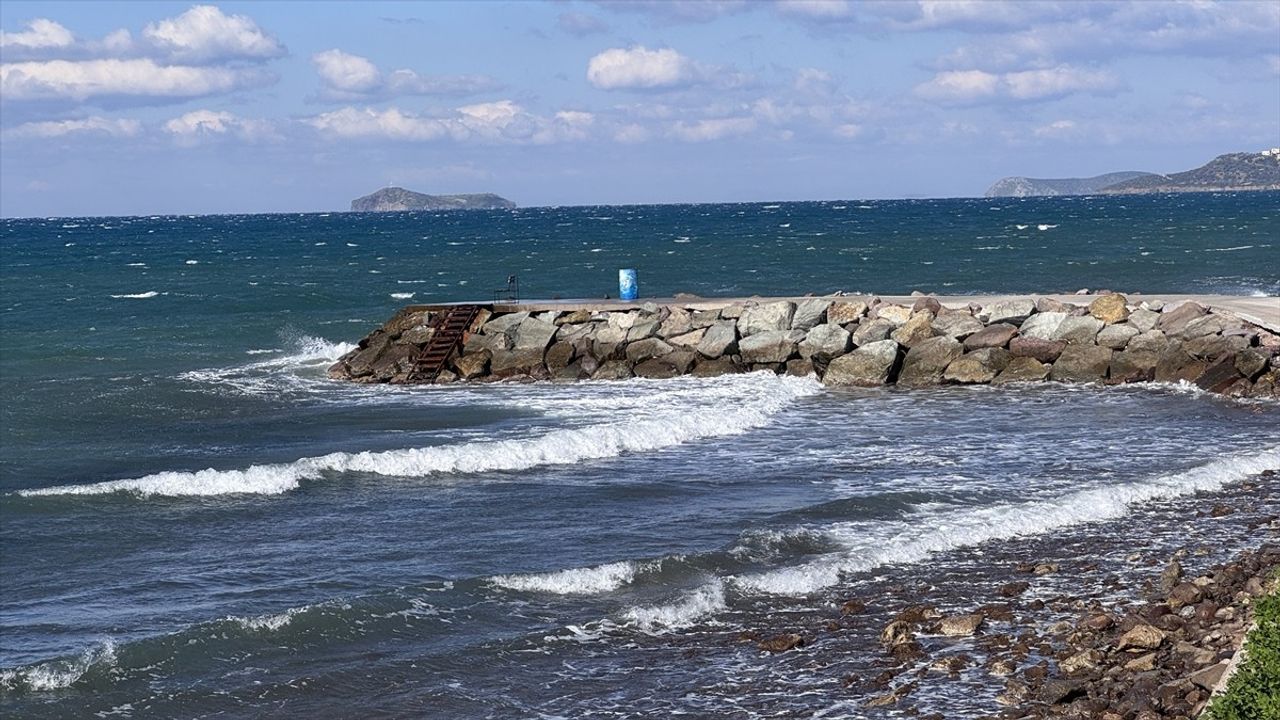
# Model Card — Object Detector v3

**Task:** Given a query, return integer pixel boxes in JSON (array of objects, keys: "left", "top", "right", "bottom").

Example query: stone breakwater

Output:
[{"left": 328, "top": 294, "right": 1280, "bottom": 398}]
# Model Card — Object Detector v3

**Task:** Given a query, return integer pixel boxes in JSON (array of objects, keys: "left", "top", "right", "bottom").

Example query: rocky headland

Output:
[
  {"left": 350, "top": 187, "right": 516, "bottom": 212},
  {"left": 986, "top": 152, "right": 1280, "bottom": 197},
  {"left": 328, "top": 293, "right": 1280, "bottom": 400}
]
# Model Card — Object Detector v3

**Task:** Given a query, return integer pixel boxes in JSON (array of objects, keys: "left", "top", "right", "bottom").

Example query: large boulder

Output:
[
  {"left": 490, "top": 346, "right": 548, "bottom": 378},
  {"left": 1049, "top": 345, "right": 1112, "bottom": 383},
  {"left": 1096, "top": 323, "right": 1139, "bottom": 349},
  {"left": 696, "top": 321, "right": 739, "bottom": 358},
  {"left": 658, "top": 308, "right": 692, "bottom": 337},
  {"left": 738, "top": 329, "right": 804, "bottom": 364},
  {"left": 482, "top": 311, "right": 529, "bottom": 336},
  {"left": 1194, "top": 356, "right": 1244, "bottom": 393},
  {"left": 791, "top": 299, "right": 831, "bottom": 331},
  {"left": 1127, "top": 330, "right": 1169, "bottom": 354},
  {"left": 933, "top": 312, "right": 985, "bottom": 340},
  {"left": 626, "top": 315, "right": 662, "bottom": 342},
  {"left": 1235, "top": 348, "right": 1270, "bottom": 380},
  {"left": 1154, "top": 344, "right": 1208, "bottom": 383},
  {"left": 1128, "top": 308, "right": 1160, "bottom": 332},
  {"left": 823, "top": 340, "right": 901, "bottom": 386},
  {"left": 890, "top": 312, "right": 939, "bottom": 348},
  {"left": 667, "top": 328, "right": 706, "bottom": 348},
  {"left": 545, "top": 341, "right": 576, "bottom": 371},
  {"left": 1157, "top": 301, "right": 1207, "bottom": 335},
  {"left": 798, "top": 323, "right": 852, "bottom": 362},
  {"left": 943, "top": 348, "right": 1010, "bottom": 384},
  {"left": 1109, "top": 350, "right": 1159, "bottom": 383},
  {"left": 625, "top": 337, "right": 674, "bottom": 364},
  {"left": 514, "top": 316, "right": 558, "bottom": 351},
  {"left": 851, "top": 318, "right": 896, "bottom": 346},
  {"left": 691, "top": 357, "right": 743, "bottom": 377},
  {"left": 1088, "top": 294, "right": 1129, "bottom": 324},
  {"left": 464, "top": 329, "right": 513, "bottom": 355},
  {"left": 739, "top": 301, "right": 796, "bottom": 336},
  {"left": 982, "top": 299, "right": 1036, "bottom": 326},
  {"left": 1185, "top": 333, "right": 1247, "bottom": 360},
  {"left": 453, "top": 351, "right": 490, "bottom": 380},
  {"left": 1009, "top": 337, "right": 1066, "bottom": 363},
  {"left": 1018, "top": 312, "right": 1067, "bottom": 340},
  {"left": 1051, "top": 316, "right": 1104, "bottom": 345},
  {"left": 964, "top": 323, "right": 1018, "bottom": 350},
  {"left": 993, "top": 356, "right": 1050, "bottom": 384},
  {"left": 898, "top": 336, "right": 964, "bottom": 386},
  {"left": 827, "top": 300, "right": 868, "bottom": 325},
  {"left": 873, "top": 304, "right": 913, "bottom": 327}
]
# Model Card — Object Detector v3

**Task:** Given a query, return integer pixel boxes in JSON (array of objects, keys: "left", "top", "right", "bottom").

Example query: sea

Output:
[{"left": 2, "top": 193, "right": 1279, "bottom": 718}]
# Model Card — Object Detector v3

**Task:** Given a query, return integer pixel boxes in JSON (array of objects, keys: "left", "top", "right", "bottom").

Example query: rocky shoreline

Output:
[{"left": 329, "top": 293, "right": 1279, "bottom": 399}]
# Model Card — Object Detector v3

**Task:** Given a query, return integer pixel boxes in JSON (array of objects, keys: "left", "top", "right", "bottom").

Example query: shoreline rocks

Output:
[{"left": 327, "top": 294, "right": 1279, "bottom": 400}]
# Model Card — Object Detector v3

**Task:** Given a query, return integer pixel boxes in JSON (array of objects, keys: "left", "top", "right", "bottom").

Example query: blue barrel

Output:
[{"left": 618, "top": 268, "right": 638, "bottom": 300}]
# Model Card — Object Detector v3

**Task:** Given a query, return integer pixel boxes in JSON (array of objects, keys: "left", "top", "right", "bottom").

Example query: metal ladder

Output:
[{"left": 408, "top": 304, "right": 483, "bottom": 382}]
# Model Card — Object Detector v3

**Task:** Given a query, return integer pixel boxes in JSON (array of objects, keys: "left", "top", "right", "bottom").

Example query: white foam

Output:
[
  {"left": 0, "top": 639, "right": 117, "bottom": 692},
  {"left": 736, "top": 445, "right": 1280, "bottom": 596},
  {"left": 389, "top": 292, "right": 415, "bottom": 300},
  {"left": 621, "top": 581, "right": 727, "bottom": 633},
  {"left": 21, "top": 373, "right": 822, "bottom": 498},
  {"left": 109, "top": 291, "right": 158, "bottom": 299},
  {"left": 1037, "top": 224, "right": 1058, "bottom": 230},
  {"left": 231, "top": 606, "right": 308, "bottom": 632},
  {"left": 492, "top": 560, "right": 643, "bottom": 594}
]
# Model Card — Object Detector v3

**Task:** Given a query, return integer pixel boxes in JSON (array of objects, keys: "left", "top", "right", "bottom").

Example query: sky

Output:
[{"left": 1, "top": 0, "right": 1278, "bottom": 217}]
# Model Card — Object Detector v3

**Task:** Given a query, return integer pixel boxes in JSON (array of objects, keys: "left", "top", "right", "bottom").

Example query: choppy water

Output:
[{"left": 2, "top": 194, "right": 1278, "bottom": 718}]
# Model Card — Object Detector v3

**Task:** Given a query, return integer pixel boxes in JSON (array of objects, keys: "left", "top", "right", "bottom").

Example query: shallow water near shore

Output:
[{"left": 2, "top": 194, "right": 1279, "bottom": 718}]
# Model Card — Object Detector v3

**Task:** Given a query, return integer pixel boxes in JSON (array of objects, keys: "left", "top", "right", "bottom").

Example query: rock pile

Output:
[{"left": 328, "top": 294, "right": 1279, "bottom": 398}]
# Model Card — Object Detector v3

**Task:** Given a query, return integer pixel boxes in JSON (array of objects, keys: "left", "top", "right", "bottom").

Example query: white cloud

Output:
[
  {"left": 587, "top": 46, "right": 698, "bottom": 90},
  {"left": 669, "top": 116, "right": 756, "bottom": 142},
  {"left": 312, "top": 49, "right": 381, "bottom": 93},
  {"left": 142, "top": 5, "right": 283, "bottom": 63},
  {"left": 0, "top": 58, "right": 270, "bottom": 102},
  {"left": 310, "top": 48, "right": 500, "bottom": 100},
  {"left": 6, "top": 116, "right": 141, "bottom": 138},
  {"left": 914, "top": 65, "right": 1118, "bottom": 104},
  {"left": 163, "top": 109, "right": 275, "bottom": 142},
  {"left": 0, "top": 19, "right": 74, "bottom": 50},
  {"left": 306, "top": 102, "right": 595, "bottom": 144}
]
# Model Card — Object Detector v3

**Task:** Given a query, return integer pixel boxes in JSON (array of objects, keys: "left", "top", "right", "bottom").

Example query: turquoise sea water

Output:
[{"left": 1, "top": 193, "right": 1278, "bottom": 718}]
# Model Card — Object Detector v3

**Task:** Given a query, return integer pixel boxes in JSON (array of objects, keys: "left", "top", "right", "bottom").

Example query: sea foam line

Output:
[
  {"left": 19, "top": 373, "right": 821, "bottom": 498},
  {"left": 492, "top": 560, "right": 648, "bottom": 595},
  {"left": 735, "top": 445, "right": 1280, "bottom": 596}
]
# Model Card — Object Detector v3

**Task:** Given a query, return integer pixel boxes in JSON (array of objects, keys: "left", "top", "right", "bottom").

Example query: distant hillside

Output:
[
  {"left": 985, "top": 151, "right": 1280, "bottom": 198},
  {"left": 1100, "top": 152, "right": 1280, "bottom": 194},
  {"left": 351, "top": 187, "right": 516, "bottom": 212},
  {"left": 985, "top": 171, "right": 1153, "bottom": 198}
]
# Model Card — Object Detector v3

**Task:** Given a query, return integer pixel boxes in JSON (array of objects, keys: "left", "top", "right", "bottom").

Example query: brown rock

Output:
[
  {"left": 890, "top": 312, "right": 939, "bottom": 348},
  {"left": 898, "top": 336, "right": 964, "bottom": 386},
  {"left": 964, "top": 323, "right": 1019, "bottom": 350},
  {"left": 757, "top": 633, "right": 805, "bottom": 653},
  {"left": 1110, "top": 349, "right": 1160, "bottom": 383},
  {"left": 1049, "top": 344, "right": 1113, "bottom": 383},
  {"left": 999, "top": 581, "right": 1030, "bottom": 597},
  {"left": 1157, "top": 301, "right": 1208, "bottom": 335},
  {"left": 1117, "top": 624, "right": 1166, "bottom": 651},
  {"left": 1080, "top": 613, "right": 1115, "bottom": 631},
  {"left": 1009, "top": 336, "right": 1066, "bottom": 363},
  {"left": 1194, "top": 355, "right": 1244, "bottom": 393},
  {"left": 1188, "top": 662, "right": 1228, "bottom": 691},
  {"left": 993, "top": 356, "right": 1050, "bottom": 384},
  {"left": 943, "top": 348, "right": 1010, "bottom": 384},
  {"left": 1125, "top": 653, "right": 1157, "bottom": 672},
  {"left": 1059, "top": 649, "right": 1102, "bottom": 675},
  {"left": 1154, "top": 344, "right": 1208, "bottom": 383},
  {"left": 1235, "top": 348, "right": 1270, "bottom": 380},
  {"left": 691, "top": 357, "right": 743, "bottom": 377},
  {"left": 939, "top": 613, "right": 985, "bottom": 636},
  {"left": 841, "top": 599, "right": 867, "bottom": 615},
  {"left": 545, "top": 341, "right": 576, "bottom": 371},
  {"left": 880, "top": 620, "right": 916, "bottom": 648},
  {"left": 827, "top": 300, "right": 868, "bottom": 325},
  {"left": 452, "top": 351, "right": 490, "bottom": 379},
  {"left": 1089, "top": 293, "right": 1130, "bottom": 324}
]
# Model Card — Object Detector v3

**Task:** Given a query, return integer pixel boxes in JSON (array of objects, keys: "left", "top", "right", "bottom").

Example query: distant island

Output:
[
  {"left": 986, "top": 150, "right": 1280, "bottom": 197},
  {"left": 351, "top": 187, "right": 516, "bottom": 212}
]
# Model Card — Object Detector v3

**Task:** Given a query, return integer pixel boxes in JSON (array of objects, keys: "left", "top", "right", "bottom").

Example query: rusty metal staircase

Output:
[{"left": 408, "top": 304, "right": 483, "bottom": 382}]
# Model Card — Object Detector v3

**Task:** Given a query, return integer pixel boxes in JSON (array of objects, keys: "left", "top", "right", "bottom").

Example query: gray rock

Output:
[
  {"left": 1018, "top": 312, "right": 1067, "bottom": 340},
  {"left": 823, "top": 340, "right": 901, "bottom": 387},
  {"left": 827, "top": 300, "right": 868, "bottom": 325},
  {"left": 696, "top": 321, "right": 739, "bottom": 358},
  {"left": 545, "top": 341, "right": 576, "bottom": 371},
  {"left": 626, "top": 317, "right": 662, "bottom": 342},
  {"left": 1035, "top": 297, "right": 1075, "bottom": 313},
  {"left": 514, "top": 317, "right": 558, "bottom": 350},
  {"left": 898, "top": 336, "right": 964, "bottom": 386},
  {"left": 1157, "top": 301, "right": 1207, "bottom": 335},
  {"left": 963, "top": 323, "right": 1018, "bottom": 350},
  {"left": 1236, "top": 348, "right": 1270, "bottom": 380},
  {"left": 1051, "top": 315, "right": 1103, "bottom": 345},
  {"left": 786, "top": 358, "right": 816, "bottom": 377},
  {"left": 992, "top": 356, "right": 1049, "bottom": 384},
  {"left": 555, "top": 309, "right": 592, "bottom": 325},
  {"left": 851, "top": 318, "right": 896, "bottom": 346},
  {"left": 634, "top": 357, "right": 681, "bottom": 379},
  {"left": 1126, "top": 329, "right": 1169, "bottom": 354},
  {"left": 591, "top": 360, "right": 633, "bottom": 380},
  {"left": 1096, "top": 323, "right": 1139, "bottom": 349},
  {"left": 483, "top": 312, "right": 529, "bottom": 335},
  {"left": 453, "top": 351, "right": 490, "bottom": 379},
  {"left": 798, "top": 323, "right": 852, "bottom": 362},
  {"left": 1049, "top": 345, "right": 1112, "bottom": 383},
  {"left": 1008, "top": 337, "right": 1066, "bottom": 363},
  {"left": 1154, "top": 344, "right": 1208, "bottom": 383},
  {"left": 690, "top": 310, "right": 719, "bottom": 329},
  {"left": 465, "top": 330, "right": 513, "bottom": 355},
  {"left": 625, "top": 337, "right": 674, "bottom": 364},
  {"left": 932, "top": 312, "right": 985, "bottom": 340},
  {"left": 943, "top": 348, "right": 1010, "bottom": 384},
  {"left": 1194, "top": 355, "right": 1245, "bottom": 393},
  {"left": 718, "top": 304, "right": 744, "bottom": 320},
  {"left": 982, "top": 299, "right": 1036, "bottom": 325},
  {"left": 1185, "top": 333, "right": 1247, "bottom": 359},
  {"left": 400, "top": 324, "right": 435, "bottom": 345},
  {"left": 1180, "top": 314, "right": 1231, "bottom": 339},
  {"left": 791, "top": 299, "right": 831, "bottom": 331},
  {"left": 490, "top": 346, "right": 548, "bottom": 378},
  {"left": 872, "top": 304, "right": 912, "bottom": 327},
  {"left": 667, "top": 328, "right": 706, "bottom": 348},
  {"left": 738, "top": 329, "right": 804, "bottom": 364},
  {"left": 658, "top": 308, "right": 692, "bottom": 337},
  {"left": 1128, "top": 307, "right": 1160, "bottom": 332},
  {"left": 739, "top": 301, "right": 796, "bottom": 336}
]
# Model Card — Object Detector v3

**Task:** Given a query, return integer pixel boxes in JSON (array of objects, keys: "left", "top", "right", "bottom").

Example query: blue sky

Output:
[{"left": 1, "top": 0, "right": 1277, "bottom": 216}]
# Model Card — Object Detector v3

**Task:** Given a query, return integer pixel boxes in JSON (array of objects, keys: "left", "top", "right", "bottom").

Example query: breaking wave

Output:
[
  {"left": 19, "top": 373, "right": 821, "bottom": 498},
  {"left": 735, "top": 445, "right": 1280, "bottom": 596},
  {"left": 0, "top": 640, "right": 117, "bottom": 693},
  {"left": 620, "top": 581, "right": 727, "bottom": 633},
  {"left": 492, "top": 560, "right": 648, "bottom": 595}
]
